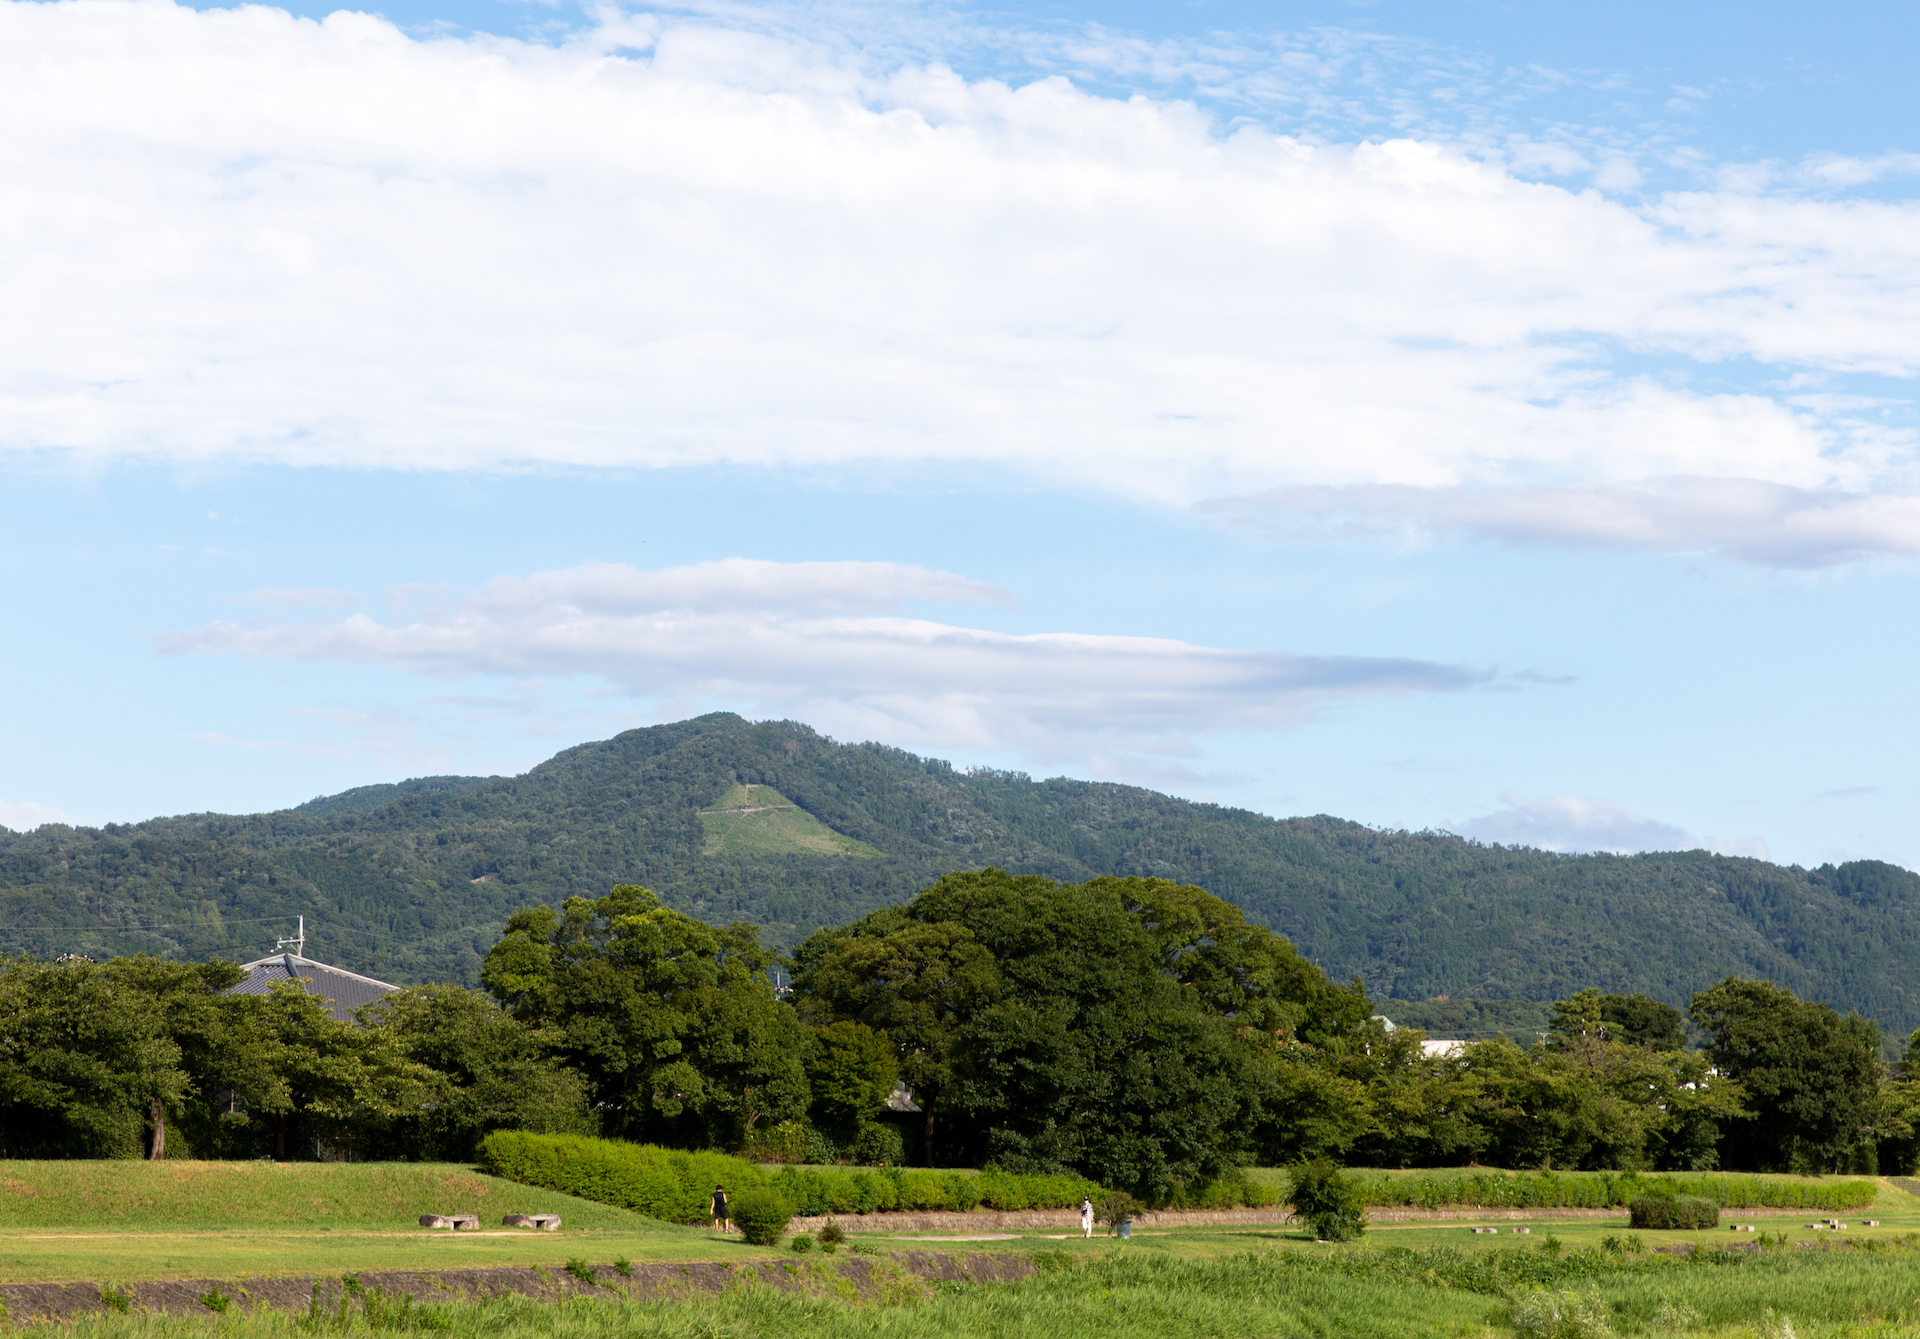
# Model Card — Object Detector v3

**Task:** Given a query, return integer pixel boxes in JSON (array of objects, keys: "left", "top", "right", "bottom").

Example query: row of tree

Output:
[{"left": 3, "top": 872, "right": 1914, "bottom": 1196}]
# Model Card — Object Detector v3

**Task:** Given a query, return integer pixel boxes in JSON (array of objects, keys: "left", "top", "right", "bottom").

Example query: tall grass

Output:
[{"left": 42, "top": 1244, "right": 1920, "bottom": 1339}]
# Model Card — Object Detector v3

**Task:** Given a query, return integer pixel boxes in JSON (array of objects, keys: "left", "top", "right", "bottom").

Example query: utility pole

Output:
[{"left": 274, "top": 915, "right": 306, "bottom": 957}]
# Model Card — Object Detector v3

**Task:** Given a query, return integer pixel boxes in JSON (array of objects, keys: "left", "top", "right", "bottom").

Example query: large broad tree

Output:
[
  {"left": 98, "top": 956, "right": 249, "bottom": 1159},
  {"left": 0, "top": 956, "right": 186, "bottom": 1159},
  {"left": 482, "top": 885, "right": 808, "bottom": 1146},
  {"left": 794, "top": 869, "right": 1368, "bottom": 1198},
  {"left": 1691, "top": 977, "right": 1884, "bottom": 1172},
  {"left": 361, "top": 985, "right": 596, "bottom": 1159}
]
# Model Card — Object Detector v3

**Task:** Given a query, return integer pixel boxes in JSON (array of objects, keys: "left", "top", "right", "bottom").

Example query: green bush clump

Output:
[
  {"left": 848, "top": 1122, "right": 905, "bottom": 1166},
  {"left": 1094, "top": 1189, "right": 1144, "bottom": 1232},
  {"left": 1510, "top": 1288, "right": 1615, "bottom": 1339},
  {"left": 478, "top": 1131, "right": 765, "bottom": 1223},
  {"left": 742, "top": 1120, "right": 844, "bottom": 1165},
  {"left": 1287, "top": 1160, "right": 1367, "bottom": 1242},
  {"left": 1629, "top": 1196, "right": 1719, "bottom": 1230},
  {"left": 731, "top": 1188, "right": 795, "bottom": 1246},
  {"left": 789, "top": 1233, "right": 814, "bottom": 1254}
]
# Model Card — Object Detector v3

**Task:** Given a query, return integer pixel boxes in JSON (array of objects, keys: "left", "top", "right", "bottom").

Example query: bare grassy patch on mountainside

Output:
[{"left": 698, "top": 784, "right": 882, "bottom": 858}]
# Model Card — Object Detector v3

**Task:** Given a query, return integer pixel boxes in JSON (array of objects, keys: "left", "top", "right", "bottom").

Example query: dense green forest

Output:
[{"left": 2, "top": 712, "right": 1916, "bottom": 1031}]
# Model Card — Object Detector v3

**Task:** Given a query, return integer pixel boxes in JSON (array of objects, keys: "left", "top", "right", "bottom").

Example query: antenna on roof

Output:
[{"left": 273, "top": 916, "right": 306, "bottom": 958}]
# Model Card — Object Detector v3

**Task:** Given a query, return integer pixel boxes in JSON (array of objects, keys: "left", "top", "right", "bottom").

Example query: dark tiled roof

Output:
[{"left": 229, "top": 953, "right": 399, "bottom": 1024}]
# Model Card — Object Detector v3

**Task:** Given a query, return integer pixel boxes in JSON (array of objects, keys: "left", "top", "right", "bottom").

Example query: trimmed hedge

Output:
[
  {"left": 768, "top": 1165, "right": 1093, "bottom": 1215},
  {"left": 478, "top": 1131, "right": 765, "bottom": 1223},
  {"left": 1630, "top": 1195, "right": 1721, "bottom": 1230},
  {"left": 1348, "top": 1170, "right": 1874, "bottom": 1212},
  {"left": 484, "top": 1130, "right": 1287, "bottom": 1221}
]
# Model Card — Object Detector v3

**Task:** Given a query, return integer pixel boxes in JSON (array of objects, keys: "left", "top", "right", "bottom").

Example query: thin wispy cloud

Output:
[
  {"left": 0, "top": 0, "right": 1916, "bottom": 562},
  {"left": 158, "top": 559, "right": 1486, "bottom": 752},
  {"left": 0, "top": 799, "right": 79, "bottom": 833},
  {"left": 1204, "top": 478, "right": 1920, "bottom": 567},
  {"left": 1446, "top": 791, "right": 1767, "bottom": 860}
]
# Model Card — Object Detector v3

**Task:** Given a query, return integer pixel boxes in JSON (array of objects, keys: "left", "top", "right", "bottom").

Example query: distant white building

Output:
[{"left": 1373, "top": 1016, "right": 1468, "bottom": 1060}]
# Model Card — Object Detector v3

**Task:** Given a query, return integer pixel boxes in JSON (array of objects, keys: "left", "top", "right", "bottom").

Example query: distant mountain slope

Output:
[{"left": 2, "top": 713, "right": 1916, "bottom": 1033}]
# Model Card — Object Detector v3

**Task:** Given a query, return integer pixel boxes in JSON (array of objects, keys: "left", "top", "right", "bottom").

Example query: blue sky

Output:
[{"left": 2, "top": 0, "right": 1917, "bottom": 871}]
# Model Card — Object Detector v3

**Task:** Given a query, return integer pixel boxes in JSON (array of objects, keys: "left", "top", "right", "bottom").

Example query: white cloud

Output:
[
  {"left": 0, "top": 3, "right": 1916, "bottom": 526},
  {"left": 157, "top": 558, "right": 1484, "bottom": 751},
  {"left": 0, "top": 799, "right": 80, "bottom": 832},
  {"left": 1447, "top": 790, "right": 1768, "bottom": 860},
  {"left": 1204, "top": 476, "right": 1920, "bottom": 566}
]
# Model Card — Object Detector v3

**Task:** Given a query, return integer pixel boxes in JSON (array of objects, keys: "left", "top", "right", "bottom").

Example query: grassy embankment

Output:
[
  {"left": 12, "top": 1164, "right": 1920, "bottom": 1336},
  {"left": 0, "top": 1162, "right": 777, "bottom": 1284}
]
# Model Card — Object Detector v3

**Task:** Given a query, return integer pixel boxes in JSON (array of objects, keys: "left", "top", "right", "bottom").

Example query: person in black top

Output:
[{"left": 711, "top": 1185, "right": 729, "bottom": 1232}]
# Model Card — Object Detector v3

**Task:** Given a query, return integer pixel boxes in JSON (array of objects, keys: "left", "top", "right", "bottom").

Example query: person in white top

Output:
[{"left": 1080, "top": 1196, "right": 1094, "bottom": 1238}]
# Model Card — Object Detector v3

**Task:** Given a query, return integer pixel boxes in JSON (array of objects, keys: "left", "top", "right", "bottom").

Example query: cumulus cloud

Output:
[
  {"left": 1204, "top": 477, "right": 1920, "bottom": 566},
  {"left": 1447, "top": 791, "right": 1768, "bottom": 859},
  {"left": 157, "top": 559, "right": 1485, "bottom": 750},
  {"left": 0, "top": 799, "right": 80, "bottom": 832},
  {"left": 0, "top": 0, "right": 1917, "bottom": 555}
]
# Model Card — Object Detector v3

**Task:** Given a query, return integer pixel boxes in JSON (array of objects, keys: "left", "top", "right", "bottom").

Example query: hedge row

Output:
[
  {"left": 1352, "top": 1170, "right": 1875, "bottom": 1211},
  {"left": 767, "top": 1165, "right": 1114, "bottom": 1215},
  {"left": 1630, "top": 1195, "right": 1721, "bottom": 1230},
  {"left": 478, "top": 1132, "right": 766, "bottom": 1223}
]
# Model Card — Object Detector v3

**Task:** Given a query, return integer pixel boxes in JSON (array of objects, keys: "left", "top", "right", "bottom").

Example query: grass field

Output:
[
  {"left": 0, "top": 1163, "right": 782, "bottom": 1284},
  {"left": 12, "top": 1163, "right": 1920, "bottom": 1336},
  {"left": 33, "top": 1242, "right": 1920, "bottom": 1338}
]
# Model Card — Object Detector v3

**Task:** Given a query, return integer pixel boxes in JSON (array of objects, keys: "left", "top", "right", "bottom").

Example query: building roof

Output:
[{"left": 229, "top": 952, "right": 399, "bottom": 1024}]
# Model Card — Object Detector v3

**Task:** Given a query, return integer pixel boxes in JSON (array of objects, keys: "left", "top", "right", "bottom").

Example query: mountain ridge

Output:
[{"left": 2, "top": 712, "right": 1916, "bottom": 1034}]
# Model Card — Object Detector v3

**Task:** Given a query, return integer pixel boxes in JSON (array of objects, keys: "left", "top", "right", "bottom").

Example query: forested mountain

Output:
[{"left": 3, "top": 712, "right": 1917, "bottom": 1033}]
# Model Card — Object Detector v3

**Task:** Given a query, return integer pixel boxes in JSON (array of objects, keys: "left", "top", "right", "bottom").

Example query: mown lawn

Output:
[{"left": 0, "top": 1163, "right": 769, "bottom": 1283}]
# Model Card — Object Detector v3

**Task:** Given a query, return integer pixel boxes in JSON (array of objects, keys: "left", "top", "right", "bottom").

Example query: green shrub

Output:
[
  {"left": 1094, "top": 1189, "right": 1144, "bottom": 1232},
  {"left": 801, "top": 1126, "right": 840, "bottom": 1164},
  {"left": 741, "top": 1120, "right": 809, "bottom": 1164},
  {"left": 478, "top": 1131, "right": 766, "bottom": 1223},
  {"left": 1287, "top": 1160, "right": 1367, "bottom": 1242},
  {"left": 848, "top": 1121, "right": 905, "bottom": 1166},
  {"left": 1510, "top": 1288, "right": 1614, "bottom": 1339},
  {"left": 943, "top": 1170, "right": 982, "bottom": 1211},
  {"left": 199, "top": 1288, "right": 231, "bottom": 1314},
  {"left": 731, "top": 1187, "right": 795, "bottom": 1246},
  {"left": 818, "top": 1218, "right": 847, "bottom": 1246},
  {"left": 1629, "top": 1196, "right": 1719, "bottom": 1230},
  {"left": 789, "top": 1233, "right": 814, "bottom": 1253},
  {"left": 98, "top": 1287, "right": 132, "bottom": 1314},
  {"left": 564, "top": 1259, "right": 596, "bottom": 1286},
  {"left": 896, "top": 1170, "right": 952, "bottom": 1210}
]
